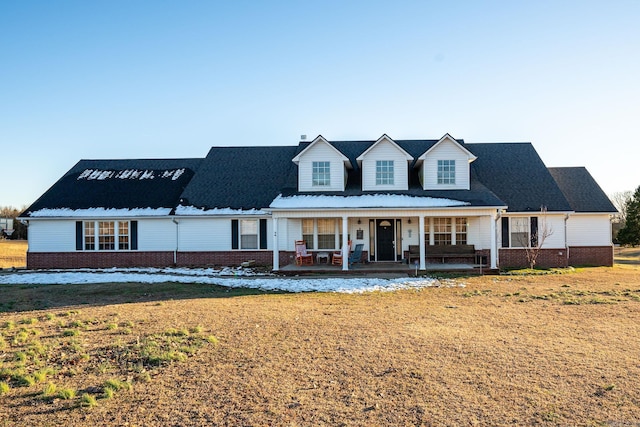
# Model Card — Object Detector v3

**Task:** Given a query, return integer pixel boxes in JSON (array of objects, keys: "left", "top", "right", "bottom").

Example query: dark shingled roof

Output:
[
  {"left": 179, "top": 146, "right": 299, "bottom": 210},
  {"left": 548, "top": 167, "right": 617, "bottom": 213},
  {"left": 23, "top": 137, "right": 603, "bottom": 216},
  {"left": 466, "top": 143, "right": 573, "bottom": 212},
  {"left": 21, "top": 158, "right": 203, "bottom": 217}
]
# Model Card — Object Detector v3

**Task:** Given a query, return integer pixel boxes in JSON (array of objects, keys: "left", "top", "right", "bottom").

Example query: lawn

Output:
[
  {"left": 0, "top": 240, "right": 27, "bottom": 269},
  {"left": 1, "top": 265, "right": 640, "bottom": 426}
]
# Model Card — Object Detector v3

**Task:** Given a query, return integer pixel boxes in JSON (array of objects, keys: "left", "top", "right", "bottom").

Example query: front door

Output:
[{"left": 376, "top": 219, "right": 395, "bottom": 261}]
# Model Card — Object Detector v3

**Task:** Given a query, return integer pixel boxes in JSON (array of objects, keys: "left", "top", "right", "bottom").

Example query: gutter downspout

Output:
[
  {"left": 172, "top": 218, "right": 179, "bottom": 265},
  {"left": 564, "top": 213, "right": 569, "bottom": 266}
]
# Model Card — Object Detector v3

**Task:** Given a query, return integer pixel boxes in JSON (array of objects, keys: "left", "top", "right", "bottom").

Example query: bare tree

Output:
[
  {"left": 513, "top": 207, "right": 554, "bottom": 269},
  {"left": 610, "top": 191, "right": 632, "bottom": 224}
]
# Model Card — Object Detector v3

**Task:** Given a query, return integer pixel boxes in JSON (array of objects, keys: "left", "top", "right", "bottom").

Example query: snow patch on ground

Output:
[{"left": 0, "top": 267, "right": 464, "bottom": 293}]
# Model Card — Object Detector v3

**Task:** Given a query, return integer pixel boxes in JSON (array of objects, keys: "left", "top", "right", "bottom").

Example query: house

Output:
[{"left": 19, "top": 134, "right": 617, "bottom": 271}]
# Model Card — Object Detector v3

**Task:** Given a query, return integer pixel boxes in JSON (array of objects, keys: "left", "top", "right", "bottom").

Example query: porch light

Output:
[
  {"left": 357, "top": 218, "right": 361, "bottom": 224},
  {"left": 407, "top": 218, "right": 412, "bottom": 224}
]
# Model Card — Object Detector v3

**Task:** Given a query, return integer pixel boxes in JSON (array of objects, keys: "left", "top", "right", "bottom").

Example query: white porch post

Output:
[
  {"left": 419, "top": 214, "right": 426, "bottom": 270},
  {"left": 272, "top": 217, "right": 279, "bottom": 271},
  {"left": 342, "top": 216, "right": 349, "bottom": 271},
  {"left": 490, "top": 212, "right": 498, "bottom": 269}
]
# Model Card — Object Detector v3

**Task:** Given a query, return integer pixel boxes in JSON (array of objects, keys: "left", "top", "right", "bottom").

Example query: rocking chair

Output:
[
  {"left": 295, "top": 240, "right": 314, "bottom": 266},
  {"left": 332, "top": 241, "right": 351, "bottom": 265}
]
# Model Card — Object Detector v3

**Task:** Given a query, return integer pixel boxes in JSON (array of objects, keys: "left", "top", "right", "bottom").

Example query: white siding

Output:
[
  {"left": 361, "top": 140, "right": 410, "bottom": 191},
  {"left": 567, "top": 214, "right": 612, "bottom": 246},
  {"left": 297, "top": 141, "right": 346, "bottom": 192},
  {"left": 499, "top": 214, "right": 567, "bottom": 248},
  {"left": 177, "top": 218, "right": 231, "bottom": 251},
  {"left": 28, "top": 220, "right": 76, "bottom": 252},
  {"left": 422, "top": 139, "right": 471, "bottom": 190},
  {"left": 137, "top": 219, "right": 176, "bottom": 251}
]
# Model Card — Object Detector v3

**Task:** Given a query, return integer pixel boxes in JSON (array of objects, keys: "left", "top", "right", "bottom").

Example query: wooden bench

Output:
[{"left": 407, "top": 244, "right": 477, "bottom": 264}]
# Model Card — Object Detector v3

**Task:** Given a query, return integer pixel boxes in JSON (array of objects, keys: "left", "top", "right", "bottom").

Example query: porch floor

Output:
[{"left": 278, "top": 262, "right": 494, "bottom": 276}]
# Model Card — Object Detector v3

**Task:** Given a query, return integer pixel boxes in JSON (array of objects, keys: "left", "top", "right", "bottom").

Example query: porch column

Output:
[
  {"left": 490, "top": 212, "right": 498, "bottom": 269},
  {"left": 419, "top": 215, "right": 426, "bottom": 270},
  {"left": 342, "top": 216, "right": 349, "bottom": 271},
  {"left": 272, "top": 217, "right": 279, "bottom": 271}
]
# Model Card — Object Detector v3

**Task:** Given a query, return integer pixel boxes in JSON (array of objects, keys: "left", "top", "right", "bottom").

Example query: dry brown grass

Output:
[
  {"left": 0, "top": 239, "right": 27, "bottom": 269},
  {"left": 1, "top": 266, "right": 640, "bottom": 426}
]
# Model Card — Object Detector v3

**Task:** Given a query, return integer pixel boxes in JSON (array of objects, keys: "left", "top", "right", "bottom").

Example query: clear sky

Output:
[{"left": 1, "top": 1, "right": 639, "bottom": 209}]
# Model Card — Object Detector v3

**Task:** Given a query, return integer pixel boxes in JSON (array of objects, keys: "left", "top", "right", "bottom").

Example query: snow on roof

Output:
[
  {"left": 28, "top": 207, "right": 172, "bottom": 218},
  {"left": 0, "top": 267, "right": 465, "bottom": 293},
  {"left": 77, "top": 168, "right": 186, "bottom": 181},
  {"left": 269, "top": 194, "right": 470, "bottom": 209},
  {"left": 175, "top": 205, "right": 269, "bottom": 216}
]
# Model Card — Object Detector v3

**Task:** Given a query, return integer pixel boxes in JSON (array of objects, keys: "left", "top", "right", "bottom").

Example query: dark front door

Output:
[{"left": 376, "top": 219, "right": 395, "bottom": 261}]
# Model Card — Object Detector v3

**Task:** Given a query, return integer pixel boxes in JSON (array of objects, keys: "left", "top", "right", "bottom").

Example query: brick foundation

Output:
[
  {"left": 27, "top": 251, "right": 174, "bottom": 269},
  {"left": 568, "top": 246, "right": 614, "bottom": 267},
  {"left": 499, "top": 248, "right": 569, "bottom": 269},
  {"left": 27, "top": 250, "right": 296, "bottom": 270}
]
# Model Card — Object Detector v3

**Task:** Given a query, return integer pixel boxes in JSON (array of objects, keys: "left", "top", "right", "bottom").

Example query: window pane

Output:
[
  {"left": 98, "top": 221, "right": 115, "bottom": 250},
  {"left": 302, "top": 219, "right": 314, "bottom": 250},
  {"left": 510, "top": 218, "right": 529, "bottom": 247},
  {"left": 433, "top": 218, "right": 452, "bottom": 245},
  {"left": 376, "top": 160, "right": 394, "bottom": 185},
  {"left": 84, "top": 221, "right": 95, "bottom": 250},
  {"left": 240, "top": 220, "right": 258, "bottom": 249},
  {"left": 118, "top": 221, "right": 129, "bottom": 250},
  {"left": 312, "top": 161, "right": 330, "bottom": 186},
  {"left": 437, "top": 160, "right": 456, "bottom": 184},
  {"left": 317, "top": 218, "right": 335, "bottom": 250},
  {"left": 455, "top": 218, "right": 467, "bottom": 245}
]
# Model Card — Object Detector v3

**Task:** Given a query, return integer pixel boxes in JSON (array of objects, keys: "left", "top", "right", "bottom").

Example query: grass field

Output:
[
  {"left": 1, "top": 261, "right": 640, "bottom": 425},
  {"left": 0, "top": 239, "right": 27, "bottom": 269}
]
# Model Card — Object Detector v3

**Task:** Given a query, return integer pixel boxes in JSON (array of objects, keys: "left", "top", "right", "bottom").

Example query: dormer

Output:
[
  {"left": 356, "top": 134, "right": 414, "bottom": 191},
  {"left": 292, "top": 135, "right": 352, "bottom": 192},
  {"left": 416, "top": 133, "right": 477, "bottom": 190}
]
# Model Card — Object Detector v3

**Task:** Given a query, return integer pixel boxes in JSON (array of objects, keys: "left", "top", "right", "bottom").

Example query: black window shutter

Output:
[
  {"left": 530, "top": 217, "right": 538, "bottom": 247},
  {"left": 231, "top": 219, "right": 239, "bottom": 249},
  {"left": 75, "top": 221, "right": 83, "bottom": 251},
  {"left": 131, "top": 221, "right": 138, "bottom": 250},
  {"left": 501, "top": 217, "right": 509, "bottom": 248},
  {"left": 259, "top": 219, "right": 267, "bottom": 249}
]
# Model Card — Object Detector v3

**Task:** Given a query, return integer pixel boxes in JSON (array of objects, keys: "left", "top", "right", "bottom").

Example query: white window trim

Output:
[
  {"left": 376, "top": 160, "right": 394, "bottom": 185},
  {"left": 437, "top": 160, "right": 456, "bottom": 185},
  {"left": 83, "top": 220, "right": 130, "bottom": 251},
  {"left": 312, "top": 161, "right": 331, "bottom": 187}
]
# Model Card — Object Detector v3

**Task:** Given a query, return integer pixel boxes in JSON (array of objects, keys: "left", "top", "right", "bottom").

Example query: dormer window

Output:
[
  {"left": 312, "top": 161, "right": 331, "bottom": 186},
  {"left": 437, "top": 160, "right": 455, "bottom": 184},
  {"left": 376, "top": 160, "right": 394, "bottom": 185}
]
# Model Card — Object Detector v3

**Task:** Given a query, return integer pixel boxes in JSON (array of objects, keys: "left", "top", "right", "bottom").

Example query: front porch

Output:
[{"left": 279, "top": 261, "right": 494, "bottom": 276}]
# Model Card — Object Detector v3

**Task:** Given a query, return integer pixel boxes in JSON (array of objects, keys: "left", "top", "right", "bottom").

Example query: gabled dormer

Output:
[
  {"left": 292, "top": 135, "right": 352, "bottom": 192},
  {"left": 416, "top": 133, "right": 477, "bottom": 190},
  {"left": 356, "top": 134, "right": 414, "bottom": 191}
]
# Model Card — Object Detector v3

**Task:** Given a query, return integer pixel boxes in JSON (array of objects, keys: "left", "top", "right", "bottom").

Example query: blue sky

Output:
[{"left": 1, "top": 1, "right": 638, "bottom": 208}]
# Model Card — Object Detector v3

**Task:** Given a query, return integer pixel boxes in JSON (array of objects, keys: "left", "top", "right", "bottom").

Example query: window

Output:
[
  {"left": 240, "top": 219, "right": 258, "bottom": 249},
  {"left": 84, "top": 221, "right": 95, "bottom": 250},
  {"left": 510, "top": 217, "right": 529, "bottom": 247},
  {"left": 301, "top": 219, "right": 339, "bottom": 250},
  {"left": 433, "top": 218, "right": 452, "bottom": 245},
  {"left": 317, "top": 219, "right": 336, "bottom": 250},
  {"left": 312, "top": 161, "right": 330, "bottom": 186},
  {"left": 455, "top": 218, "right": 467, "bottom": 245},
  {"left": 118, "top": 221, "right": 129, "bottom": 250},
  {"left": 437, "top": 160, "right": 455, "bottom": 184},
  {"left": 98, "top": 221, "right": 115, "bottom": 250},
  {"left": 82, "top": 221, "right": 131, "bottom": 251},
  {"left": 376, "top": 160, "right": 394, "bottom": 185},
  {"left": 302, "top": 219, "right": 314, "bottom": 250}
]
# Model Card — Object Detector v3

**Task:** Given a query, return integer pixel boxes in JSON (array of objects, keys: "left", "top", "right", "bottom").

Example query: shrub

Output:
[
  {"left": 80, "top": 393, "right": 97, "bottom": 408},
  {"left": 57, "top": 387, "right": 76, "bottom": 399},
  {"left": 42, "top": 382, "right": 57, "bottom": 398},
  {"left": 0, "top": 381, "right": 9, "bottom": 395}
]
